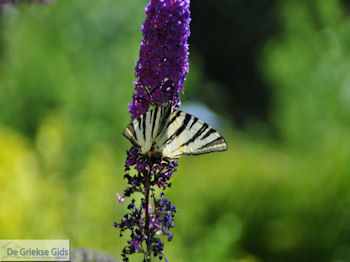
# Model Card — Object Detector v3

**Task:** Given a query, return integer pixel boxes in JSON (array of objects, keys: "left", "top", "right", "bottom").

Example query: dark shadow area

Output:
[{"left": 190, "top": 0, "right": 280, "bottom": 126}]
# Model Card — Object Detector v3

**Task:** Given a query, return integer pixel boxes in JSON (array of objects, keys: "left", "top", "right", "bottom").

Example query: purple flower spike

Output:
[
  {"left": 116, "top": 1, "right": 191, "bottom": 261},
  {"left": 129, "top": 0, "right": 191, "bottom": 119}
]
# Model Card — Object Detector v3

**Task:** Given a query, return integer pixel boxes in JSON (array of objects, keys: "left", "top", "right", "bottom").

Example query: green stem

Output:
[{"left": 144, "top": 171, "right": 151, "bottom": 262}]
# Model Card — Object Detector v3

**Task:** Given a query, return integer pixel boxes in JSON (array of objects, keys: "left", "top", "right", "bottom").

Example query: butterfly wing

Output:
[
  {"left": 156, "top": 110, "right": 228, "bottom": 159},
  {"left": 123, "top": 105, "right": 172, "bottom": 154}
]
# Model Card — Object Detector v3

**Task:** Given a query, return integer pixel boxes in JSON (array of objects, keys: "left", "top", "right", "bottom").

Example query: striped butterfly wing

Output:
[
  {"left": 123, "top": 105, "right": 172, "bottom": 154},
  {"left": 156, "top": 110, "right": 228, "bottom": 159}
]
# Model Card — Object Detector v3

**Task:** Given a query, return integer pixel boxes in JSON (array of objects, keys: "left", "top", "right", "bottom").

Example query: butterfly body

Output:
[{"left": 123, "top": 104, "right": 227, "bottom": 162}]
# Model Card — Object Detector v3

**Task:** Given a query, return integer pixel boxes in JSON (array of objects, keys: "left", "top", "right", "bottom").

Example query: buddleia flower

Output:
[
  {"left": 129, "top": 0, "right": 191, "bottom": 119},
  {"left": 115, "top": 0, "right": 191, "bottom": 261}
]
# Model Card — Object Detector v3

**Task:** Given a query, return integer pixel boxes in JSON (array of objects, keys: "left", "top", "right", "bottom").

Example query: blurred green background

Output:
[{"left": 1, "top": 0, "right": 350, "bottom": 261}]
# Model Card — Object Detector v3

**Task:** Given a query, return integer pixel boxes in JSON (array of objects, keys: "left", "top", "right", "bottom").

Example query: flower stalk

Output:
[{"left": 144, "top": 172, "right": 151, "bottom": 261}]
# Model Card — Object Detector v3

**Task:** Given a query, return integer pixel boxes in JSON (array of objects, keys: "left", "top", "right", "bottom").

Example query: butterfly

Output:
[{"left": 123, "top": 104, "right": 228, "bottom": 163}]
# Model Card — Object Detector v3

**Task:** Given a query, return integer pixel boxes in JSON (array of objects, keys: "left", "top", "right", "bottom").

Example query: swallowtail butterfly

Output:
[{"left": 123, "top": 104, "right": 227, "bottom": 162}]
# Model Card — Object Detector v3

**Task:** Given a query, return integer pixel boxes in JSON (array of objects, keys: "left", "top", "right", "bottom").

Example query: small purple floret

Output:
[
  {"left": 116, "top": 193, "right": 125, "bottom": 203},
  {"left": 131, "top": 239, "right": 141, "bottom": 250}
]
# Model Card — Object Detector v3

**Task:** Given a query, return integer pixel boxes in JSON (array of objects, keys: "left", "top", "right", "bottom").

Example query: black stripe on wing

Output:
[
  {"left": 137, "top": 117, "right": 142, "bottom": 131},
  {"left": 166, "top": 110, "right": 181, "bottom": 129},
  {"left": 162, "top": 113, "right": 192, "bottom": 146},
  {"left": 151, "top": 107, "right": 159, "bottom": 138},
  {"left": 191, "top": 137, "right": 227, "bottom": 155},
  {"left": 180, "top": 122, "right": 209, "bottom": 147},
  {"left": 201, "top": 128, "right": 216, "bottom": 140},
  {"left": 123, "top": 124, "right": 140, "bottom": 147},
  {"left": 157, "top": 104, "right": 173, "bottom": 137},
  {"left": 189, "top": 117, "right": 198, "bottom": 129}
]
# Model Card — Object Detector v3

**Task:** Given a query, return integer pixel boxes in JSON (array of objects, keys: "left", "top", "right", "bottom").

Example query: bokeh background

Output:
[{"left": 1, "top": 0, "right": 350, "bottom": 261}]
